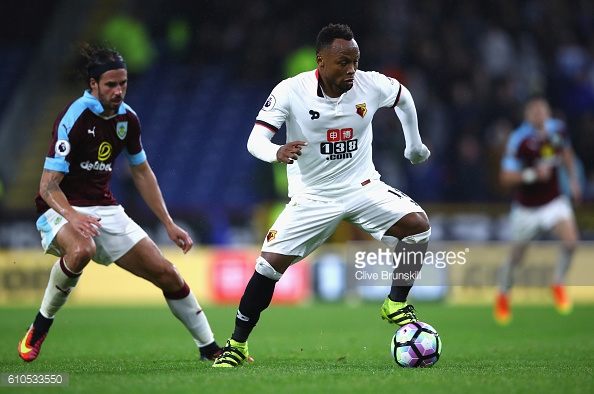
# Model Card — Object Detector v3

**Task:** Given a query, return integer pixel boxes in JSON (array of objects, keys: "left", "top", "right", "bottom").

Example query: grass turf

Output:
[{"left": 1, "top": 302, "right": 593, "bottom": 393}]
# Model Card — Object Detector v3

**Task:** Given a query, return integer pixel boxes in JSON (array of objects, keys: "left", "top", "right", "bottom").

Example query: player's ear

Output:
[
  {"left": 89, "top": 78, "right": 98, "bottom": 91},
  {"left": 316, "top": 53, "right": 324, "bottom": 68}
]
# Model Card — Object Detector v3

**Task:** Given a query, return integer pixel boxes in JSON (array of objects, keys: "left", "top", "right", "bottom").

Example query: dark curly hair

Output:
[
  {"left": 315, "top": 23, "right": 354, "bottom": 54},
  {"left": 78, "top": 42, "right": 126, "bottom": 88}
]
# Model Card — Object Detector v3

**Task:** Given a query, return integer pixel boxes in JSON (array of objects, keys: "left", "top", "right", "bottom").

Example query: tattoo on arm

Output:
[{"left": 41, "top": 170, "right": 64, "bottom": 201}]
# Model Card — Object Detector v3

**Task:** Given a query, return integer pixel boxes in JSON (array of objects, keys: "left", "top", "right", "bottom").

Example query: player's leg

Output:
[
  {"left": 495, "top": 241, "right": 529, "bottom": 324},
  {"left": 381, "top": 211, "right": 431, "bottom": 325},
  {"left": 549, "top": 215, "right": 579, "bottom": 314},
  {"left": 214, "top": 195, "right": 343, "bottom": 367},
  {"left": 114, "top": 237, "right": 221, "bottom": 360},
  {"left": 346, "top": 181, "right": 430, "bottom": 326},
  {"left": 213, "top": 252, "right": 295, "bottom": 368},
  {"left": 19, "top": 222, "right": 95, "bottom": 362},
  {"left": 495, "top": 204, "right": 538, "bottom": 324}
]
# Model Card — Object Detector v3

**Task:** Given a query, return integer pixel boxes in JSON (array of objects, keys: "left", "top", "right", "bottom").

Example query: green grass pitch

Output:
[{"left": 1, "top": 302, "right": 593, "bottom": 393}]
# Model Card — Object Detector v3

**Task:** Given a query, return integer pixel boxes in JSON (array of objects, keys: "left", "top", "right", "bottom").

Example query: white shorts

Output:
[
  {"left": 262, "top": 179, "right": 425, "bottom": 263},
  {"left": 36, "top": 205, "right": 148, "bottom": 266},
  {"left": 509, "top": 195, "right": 574, "bottom": 242}
]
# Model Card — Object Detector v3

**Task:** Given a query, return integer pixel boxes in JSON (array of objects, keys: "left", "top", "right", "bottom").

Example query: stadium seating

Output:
[{"left": 107, "top": 63, "right": 273, "bottom": 242}]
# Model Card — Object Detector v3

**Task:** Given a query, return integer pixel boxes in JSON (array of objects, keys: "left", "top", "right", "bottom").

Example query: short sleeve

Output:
[
  {"left": 370, "top": 72, "right": 402, "bottom": 108},
  {"left": 255, "top": 79, "right": 292, "bottom": 132}
]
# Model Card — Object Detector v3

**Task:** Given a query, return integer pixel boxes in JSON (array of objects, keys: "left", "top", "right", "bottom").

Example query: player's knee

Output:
[
  {"left": 255, "top": 256, "right": 283, "bottom": 281},
  {"left": 66, "top": 243, "right": 96, "bottom": 271},
  {"left": 562, "top": 241, "right": 577, "bottom": 254},
  {"left": 153, "top": 262, "right": 183, "bottom": 290},
  {"left": 402, "top": 228, "right": 431, "bottom": 244},
  {"left": 412, "top": 213, "right": 431, "bottom": 234}
]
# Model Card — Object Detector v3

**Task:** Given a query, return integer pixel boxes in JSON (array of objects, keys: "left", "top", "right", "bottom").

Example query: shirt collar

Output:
[
  {"left": 315, "top": 69, "right": 324, "bottom": 98},
  {"left": 83, "top": 90, "right": 126, "bottom": 118}
]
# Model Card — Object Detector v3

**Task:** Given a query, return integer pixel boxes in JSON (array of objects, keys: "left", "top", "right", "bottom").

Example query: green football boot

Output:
[
  {"left": 212, "top": 339, "right": 250, "bottom": 368},
  {"left": 380, "top": 296, "right": 418, "bottom": 326}
]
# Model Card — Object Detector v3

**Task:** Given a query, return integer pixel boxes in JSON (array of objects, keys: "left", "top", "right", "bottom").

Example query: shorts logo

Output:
[
  {"left": 262, "top": 95, "right": 276, "bottom": 111},
  {"left": 54, "top": 217, "right": 63, "bottom": 225},
  {"left": 98, "top": 142, "right": 112, "bottom": 161},
  {"left": 55, "top": 140, "right": 71, "bottom": 156},
  {"left": 266, "top": 230, "right": 277, "bottom": 242},
  {"left": 116, "top": 122, "right": 128, "bottom": 140},
  {"left": 356, "top": 103, "right": 367, "bottom": 118}
]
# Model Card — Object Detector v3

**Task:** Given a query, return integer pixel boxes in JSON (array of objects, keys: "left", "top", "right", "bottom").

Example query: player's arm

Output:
[
  {"left": 500, "top": 163, "right": 553, "bottom": 188},
  {"left": 560, "top": 145, "right": 582, "bottom": 204},
  {"left": 500, "top": 168, "right": 529, "bottom": 188},
  {"left": 394, "top": 85, "right": 430, "bottom": 164},
  {"left": 129, "top": 160, "right": 193, "bottom": 253},
  {"left": 247, "top": 124, "right": 307, "bottom": 164},
  {"left": 39, "top": 169, "right": 102, "bottom": 238},
  {"left": 500, "top": 139, "right": 553, "bottom": 188}
]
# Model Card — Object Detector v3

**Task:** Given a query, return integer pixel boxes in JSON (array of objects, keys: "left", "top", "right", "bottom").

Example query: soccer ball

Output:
[{"left": 391, "top": 321, "right": 441, "bottom": 367}]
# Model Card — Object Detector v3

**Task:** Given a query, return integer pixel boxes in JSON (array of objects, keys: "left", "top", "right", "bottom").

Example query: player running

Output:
[
  {"left": 18, "top": 43, "right": 222, "bottom": 362},
  {"left": 213, "top": 23, "right": 431, "bottom": 367},
  {"left": 495, "top": 97, "right": 581, "bottom": 324}
]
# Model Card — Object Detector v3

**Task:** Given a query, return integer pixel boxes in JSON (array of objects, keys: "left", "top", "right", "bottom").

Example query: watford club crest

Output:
[
  {"left": 356, "top": 103, "right": 367, "bottom": 118},
  {"left": 266, "top": 230, "right": 277, "bottom": 242}
]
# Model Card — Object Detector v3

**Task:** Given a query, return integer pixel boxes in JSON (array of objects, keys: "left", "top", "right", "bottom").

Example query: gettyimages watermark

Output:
[
  {"left": 345, "top": 241, "right": 594, "bottom": 287},
  {"left": 347, "top": 242, "right": 468, "bottom": 287}
]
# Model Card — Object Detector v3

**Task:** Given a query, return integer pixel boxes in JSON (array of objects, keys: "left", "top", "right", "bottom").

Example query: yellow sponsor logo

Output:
[
  {"left": 98, "top": 142, "right": 112, "bottom": 161},
  {"left": 541, "top": 144, "right": 554, "bottom": 158}
]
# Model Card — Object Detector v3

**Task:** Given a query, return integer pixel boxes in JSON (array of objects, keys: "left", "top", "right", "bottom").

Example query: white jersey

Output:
[{"left": 255, "top": 69, "right": 402, "bottom": 198}]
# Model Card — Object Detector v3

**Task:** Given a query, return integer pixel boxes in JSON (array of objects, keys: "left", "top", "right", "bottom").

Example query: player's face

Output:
[
  {"left": 317, "top": 38, "right": 360, "bottom": 97},
  {"left": 526, "top": 99, "right": 551, "bottom": 132},
  {"left": 90, "top": 69, "right": 128, "bottom": 116}
]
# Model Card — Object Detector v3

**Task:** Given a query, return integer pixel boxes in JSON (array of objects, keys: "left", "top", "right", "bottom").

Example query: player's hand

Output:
[
  {"left": 166, "top": 223, "right": 193, "bottom": 254},
  {"left": 68, "top": 212, "right": 102, "bottom": 239},
  {"left": 404, "top": 144, "right": 430, "bottom": 164},
  {"left": 277, "top": 141, "right": 308, "bottom": 164}
]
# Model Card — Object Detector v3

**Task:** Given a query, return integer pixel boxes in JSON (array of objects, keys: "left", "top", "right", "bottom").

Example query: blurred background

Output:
[{"left": 1, "top": 0, "right": 594, "bottom": 305}]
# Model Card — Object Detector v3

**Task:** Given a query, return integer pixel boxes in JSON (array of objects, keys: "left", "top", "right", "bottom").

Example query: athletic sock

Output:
[
  {"left": 231, "top": 271, "right": 277, "bottom": 343},
  {"left": 40, "top": 258, "right": 81, "bottom": 318},
  {"left": 553, "top": 246, "right": 573, "bottom": 285},
  {"left": 389, "top": 240, "right": 427, "bottom": 302},
  {"left": 164, "top": 282, "right": 216, "bottom": 348},
  {"left": 198, "top": 341, "right": 221, "bottom": 359},
  {"left": 497, "top": 258, "right": 513, "bottom": 294},
  {"left": 30, "top": 311, "right": 54, "bottom": 343}
]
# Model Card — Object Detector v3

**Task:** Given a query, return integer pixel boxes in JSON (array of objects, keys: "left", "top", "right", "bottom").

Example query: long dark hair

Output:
[{"left": 78, "top": 42, "right": 126, "bottom": 88}]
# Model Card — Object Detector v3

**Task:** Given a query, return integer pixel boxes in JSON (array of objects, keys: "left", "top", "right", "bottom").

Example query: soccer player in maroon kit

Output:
[
  {"left": 18, "top": 44, "right": 222, "bottom": 362},
  {"left": 495, "top": 97, "right": 582, "bottom": 324}
]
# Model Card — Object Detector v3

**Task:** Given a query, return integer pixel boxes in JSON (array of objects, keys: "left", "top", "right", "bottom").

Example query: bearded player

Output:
[{"left": 18, "top": 43, "right": 222, "bottom": 362}]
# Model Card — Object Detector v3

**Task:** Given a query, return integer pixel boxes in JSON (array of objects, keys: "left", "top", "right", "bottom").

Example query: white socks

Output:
[
  {"left": 165, "top": 283, "right": 215, "bottom": 347},
  {"left": 553, "top": 246, "right": 574, "bottom": 285},
  {"left": 40, "top": 258, "right": 81, "bottom": 318}
]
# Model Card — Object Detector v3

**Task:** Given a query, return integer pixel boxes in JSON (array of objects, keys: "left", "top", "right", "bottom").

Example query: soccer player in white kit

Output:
[
  {"left": 213, "top": 24, "right": 432, "bottom": 367},
  {"left": 18, "top": 44, "right": 222, "bottom": 362}
]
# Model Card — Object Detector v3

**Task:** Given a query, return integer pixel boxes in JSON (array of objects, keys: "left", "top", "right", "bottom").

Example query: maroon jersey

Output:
[
  {"left": 35, "top": 91, "right": 146, "bottom": 214},
  {"left": 501, "top": 119, "right": 569, "bottom": 207}
]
